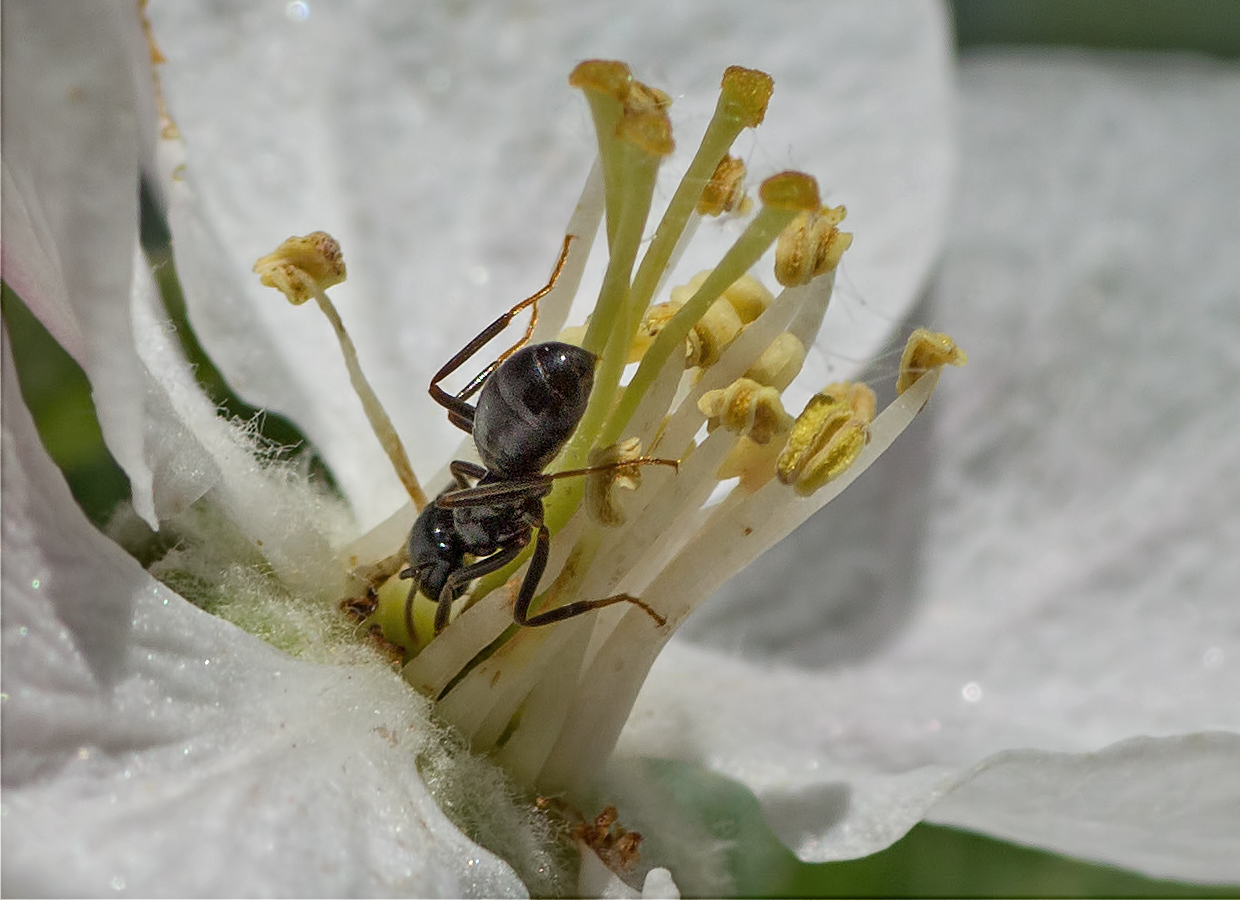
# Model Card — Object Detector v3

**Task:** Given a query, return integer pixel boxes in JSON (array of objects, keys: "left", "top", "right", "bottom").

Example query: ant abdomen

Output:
[{"left": 473, "top": 342, "right": 596, "bottom": 477}]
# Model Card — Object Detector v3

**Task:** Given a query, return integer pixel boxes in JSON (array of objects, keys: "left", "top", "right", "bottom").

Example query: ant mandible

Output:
[{"left": 401, "top": 236, "right": 677, "bottom": 638}]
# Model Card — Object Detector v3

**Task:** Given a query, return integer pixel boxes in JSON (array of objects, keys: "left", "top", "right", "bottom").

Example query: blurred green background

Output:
[{"left": 5, "top": 1, "right": 1239, "bottom": 896}]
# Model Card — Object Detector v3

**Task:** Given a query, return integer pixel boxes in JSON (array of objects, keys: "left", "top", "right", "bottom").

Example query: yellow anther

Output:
[
  {"left": 744, "top": 332, "right": 806, "bottom": 392},
  {"left": 777, "top": 381, "right": 876, "bottom": 495},
  {"left": 758, "top": 171, "right": 821, "bottom": 212},
  {"left": 616, "top": 107, "right": 675, "bottom": 157},
  {"left": 698, "top": 377, "right": 792, "bottom": 445},
  {"left": 646, "top": 270, "right": 775, "bottom": 368},
  {"left": 720, "top": 273, "right": 774, "bottom": 324},
  {"left": 698, "top": 154, "right": 749, "bottom": 216},
  {"left": 625, "top": 80, "right": 672, "bottom": 116},
  {"left": 718, "top": 66, "right": 775, "bottom": 128},
  {"left": 686, "top": 297, "right": 744, "bottom": 368},
  {"left": 586, "top": 438, "right": 645, "bottom": 527},
  {"left": 774, "top": 206, "right": 852, "bottom": 287},
  {"left": 791, "top": 422, "right": 869, "bottom": 496},
  {"left": 897, "top": 328, "right": 968, "bottom": 394},
  {"left": 253, "top": 231, "right": 347, "bottom": 305},
  {"left": 628, "top": 301, "right": 682, "bottom": 363}
]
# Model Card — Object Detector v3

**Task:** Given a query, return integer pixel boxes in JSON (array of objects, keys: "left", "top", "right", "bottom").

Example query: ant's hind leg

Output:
[
  {"left": 429, "top": 235, "right": 574, "bottom": 425},
  {"left": 513, "top": 523, "right": 667, "bottom": 629}
]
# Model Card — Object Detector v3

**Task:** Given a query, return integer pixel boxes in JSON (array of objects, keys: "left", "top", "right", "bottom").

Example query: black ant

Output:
[{"left": 401, "top": 236, "right": 677, "bottom": 638}]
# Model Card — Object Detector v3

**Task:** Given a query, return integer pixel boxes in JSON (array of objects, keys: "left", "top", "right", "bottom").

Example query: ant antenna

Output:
[{"left": 431, "top": 235, "right": 575, "bottom": 413}]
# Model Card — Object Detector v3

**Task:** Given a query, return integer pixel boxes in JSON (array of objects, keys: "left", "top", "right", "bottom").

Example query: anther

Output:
[
  {"left": 253, "top": 231, "right": 346, "bottom": 304},
  {"left": 777, "top": 381, "right": 877, "bottom": 496},
  {"left": 698, "top": 154, "right": 750, "bottom": 216},
  {"left": 745, "top": 332, "right": 807, "bottom": 392},
  {"left": 254, "top": 232, "right": 428, "bottom": 509},
  {"left": 698, "top": 377, "right": 792, "bottom": 445},
  {"left": 585, "top": 438, "right": 645, "bottom": 527},
  {"left": 898, "top": 328, "right": 968, "bottom": 394},
  {"left": 774, "top": 206, "right": 853, "bottom": 287}
]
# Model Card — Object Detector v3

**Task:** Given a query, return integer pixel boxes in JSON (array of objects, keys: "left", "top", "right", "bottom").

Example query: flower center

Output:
[{"left": 251, "top": 60, "right": 965, "bottom": 799}]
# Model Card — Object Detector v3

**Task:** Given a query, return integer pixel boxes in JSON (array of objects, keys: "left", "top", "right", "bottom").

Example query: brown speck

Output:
[
  {"left": 572, "top": 805, "right": 643, "bottom": 872},
  {"left": 743, "top": 526, "right": 753, "bottom": 536},
  {"left": 340, "top": 593, "right": 378, "bottom": 622}
]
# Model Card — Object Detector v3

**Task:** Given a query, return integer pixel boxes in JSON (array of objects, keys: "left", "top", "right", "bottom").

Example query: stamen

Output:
[
  {"left": 898, "top": 328, "right": 968, "bottom": 394},
  {"left": 777, "top": 381, "right": 877, "bottom": 495},
  {"left": 585, "top": 438, "right": 644, "bottom": 527},
  {"left": 253, "top": 233, "right": 428, "bottom": 510},
  {"left": 698, "top": 377, "right": 792, "bottom": 445},
  {"left": 697, "top": 154, "right": 750, "bottom": 216},
  {"left": 774, "top": 206, "right": 853, "bottom": 287}
]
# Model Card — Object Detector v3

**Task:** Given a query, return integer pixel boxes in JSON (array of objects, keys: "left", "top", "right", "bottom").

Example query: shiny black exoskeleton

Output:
[{"left": 401, "top": 237, "right": 671, "bottom": 639}]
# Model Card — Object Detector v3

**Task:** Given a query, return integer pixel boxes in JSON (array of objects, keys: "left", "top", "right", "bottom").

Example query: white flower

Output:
[{"left": 3, "top": 2, "right": 1238, "bottom": 898}]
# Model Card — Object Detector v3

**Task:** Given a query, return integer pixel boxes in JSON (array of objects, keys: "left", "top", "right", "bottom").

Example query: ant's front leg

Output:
[
  {"left": 429, "top": 235, "right": 574, "bottom": 433},
  {"left": 513, "top": 519, "right": 666, "bottom": 629},
  {"left": 434, "top": 533, "right": 531, "bottom": 634}
]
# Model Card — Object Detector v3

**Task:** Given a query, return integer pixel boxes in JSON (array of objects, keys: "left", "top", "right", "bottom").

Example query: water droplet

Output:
[
  {"left": 1203, "top": 646, "right": 1224, "bottom": 669},
  {"left": 110, "top": 875, "right": 126, "bottom": 891},
  {"left": 961, "top": 681, "right": 982, "bottom": 703},
  {"left": 285, "top": 1, "right": 310, "bottom": 22},
  {"left": 30, "top": 578, "right": 40, "bottom": 589}
]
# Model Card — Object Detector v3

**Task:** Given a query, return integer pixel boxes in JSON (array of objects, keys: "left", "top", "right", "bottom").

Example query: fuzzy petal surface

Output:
[{"left": 1, "top": 336, "right": 527, "bottom": 896}]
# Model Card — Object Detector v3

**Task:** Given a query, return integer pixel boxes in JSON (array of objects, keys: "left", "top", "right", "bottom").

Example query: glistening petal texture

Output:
[
  {"left": 0, "top": 0, "right": 158, "bottom": 524},
  {"left": 620, "top": 53, "right": 1240, "bottom": 882},
  {"left": 0, "top": 335, "right": 526, "bottom": 897},
  {"left": 144, "top": 0, "right": 953, "bottom": 527}
]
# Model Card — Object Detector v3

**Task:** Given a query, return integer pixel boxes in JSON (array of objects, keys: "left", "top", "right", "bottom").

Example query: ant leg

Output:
[
  {"left": 448, "top": 460, "right": 487, "bottom": 492},
  {"left": 435, "top": 457, "right": 679, "bottom": 510},
  {"left": 514, "top": 522, "right": 666, "bottom": 629},
  {"left": 429, "top": 235, "right": 574, "bottom": 431},
  {"left": 436, "top": 472, "right": 554, "bottom": 508},
  {"left": 433, "top": 535, "right": 531, "bottom": 634}
]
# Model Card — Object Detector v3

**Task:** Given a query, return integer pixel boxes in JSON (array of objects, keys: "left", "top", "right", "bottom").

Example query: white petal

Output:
[
  {"left": 625, "top": 52, "right": 1240, "bottom": 882},
  {"left": 1, "top": 0, "right": 158, "bottom": 524},
  {"left": 127, "top": 238, "right": 346, "bottom": 594},
  {"left": 0, "top": 332, "right": 527, "bottom": 897},
  {"left": 145, "top": 0, "right": 952, "bottom": 527}
]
